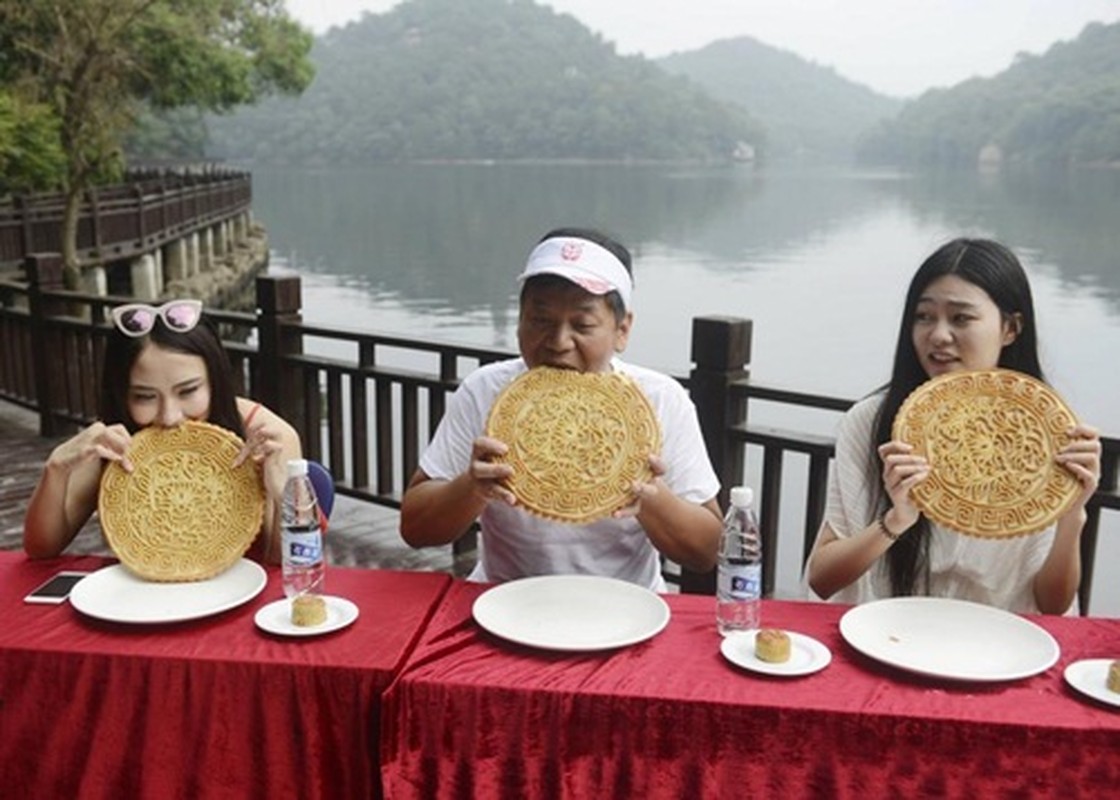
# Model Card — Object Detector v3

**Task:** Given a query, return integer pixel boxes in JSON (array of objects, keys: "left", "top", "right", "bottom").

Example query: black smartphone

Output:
[{"left": 23, "top": 571, "right": 91, "bottom": 604}]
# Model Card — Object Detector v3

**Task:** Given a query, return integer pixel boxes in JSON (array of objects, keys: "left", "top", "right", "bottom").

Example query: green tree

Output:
[
  {"left": 206, "top": 0, "right": 761, "bottom": 166},
  {"left": 0, "top": 91, "right": 66, "bottom": 196},
  {"left": 0, "top": 0, "right": 314, "bottom": 287}
]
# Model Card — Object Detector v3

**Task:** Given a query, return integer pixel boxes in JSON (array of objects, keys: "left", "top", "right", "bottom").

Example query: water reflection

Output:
[
  {"left": 255, "top": 163, "right": 1120, "bottom": 319},
  {"left": 252, "top": 164, "right": 901, "bottom": 311},
  {"left": 884, "top": 166, "right": 1120, "bottom": 311}
]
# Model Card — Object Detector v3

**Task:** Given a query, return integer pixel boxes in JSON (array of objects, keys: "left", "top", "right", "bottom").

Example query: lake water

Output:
[{"left": 250, "top": 163, "right": 1120, "bottom": 614}]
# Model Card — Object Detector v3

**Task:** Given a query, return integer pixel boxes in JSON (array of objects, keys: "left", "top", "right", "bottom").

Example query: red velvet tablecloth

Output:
[
  {"left": 0, "top": 551, "right": 450, "bottom": 800},
  {"left": 380, "top": 581, "right": 1120, "bottom": 799}
]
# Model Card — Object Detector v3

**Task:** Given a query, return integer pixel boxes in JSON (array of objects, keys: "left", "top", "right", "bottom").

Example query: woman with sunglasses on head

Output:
[
  {"left": 23, "top": 299, "right": 302, "bottom": 562},
  {"left": 805, "top": 239, "right": 1101, "bottom": 614}
]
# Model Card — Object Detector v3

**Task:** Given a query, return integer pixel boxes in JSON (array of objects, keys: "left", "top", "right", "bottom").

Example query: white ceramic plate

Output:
[
  {"left": 721, "top": 630, "right": 832, "bottom": 677},
  {"left": 1064, "top": 659, "right": 1120, "bottom": 708},
  {"left": 472, "top": 574, "right": 670, "bottom": 651},
  {"left": 254, "top": 596, "right": 359, "bottom": 637},
  {"left": 839, "top": 597, "right": 1060, "bottom": 682},
  {"left": 70, "top": 559, "right": 267, "bottom": 624}
]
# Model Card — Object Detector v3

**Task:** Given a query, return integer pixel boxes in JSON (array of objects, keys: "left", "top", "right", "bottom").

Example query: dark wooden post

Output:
[
  {"left": 256, "top": 274, "right": 305, "bottom": 438},
  {"left": 1078, "top": 445, "right": 1116, "bottom": 615},
  {"left": 159, "top": 177, "right": 169, "bottom": 240},
  {"left": 25, "top": 254, "right": 67, "bottom": 436},
  {"left": 685, "top": 315, "right": 752, "bottom": 594},
  {"left": 134, "top": 184, "right": 146, "bottom": 249},
  {"left": 16, "top": 195, "right": 33, "bottom": 258}
]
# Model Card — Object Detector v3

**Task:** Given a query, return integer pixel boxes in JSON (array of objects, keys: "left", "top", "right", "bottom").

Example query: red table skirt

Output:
[
  {"left": 0, "top": 553, "right": 450, "bottom": 800},
  {"left": 381, "top": 582, "right": 1120, "bottom": 799}
]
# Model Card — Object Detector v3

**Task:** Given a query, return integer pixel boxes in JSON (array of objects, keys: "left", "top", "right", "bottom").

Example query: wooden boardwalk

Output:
[{"left": 0, "top": 400, "right": 474, "bottom": 576}]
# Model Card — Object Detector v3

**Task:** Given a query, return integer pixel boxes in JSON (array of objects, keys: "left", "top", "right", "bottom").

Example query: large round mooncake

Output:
[
  {"left": 98, "top": 420, "right": 264, "bottom": 581},
  {"left": 892, "top": 368, "right": 1080, "bottom": 538},
  {"left": 486, "top": 367, "right": 662, "bottom": 524}
]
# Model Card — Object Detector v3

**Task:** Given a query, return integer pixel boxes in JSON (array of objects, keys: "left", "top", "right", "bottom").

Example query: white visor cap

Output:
[{"left": 518, "top": 237, "right": 633, "bottom": 311}]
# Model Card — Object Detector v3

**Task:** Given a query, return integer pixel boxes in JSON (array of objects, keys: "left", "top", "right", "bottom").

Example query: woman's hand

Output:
[
  {"left": 1055, "top": 423, "right": 1102, "bottom": 513},
  {"left": 50, "top": 421, "right": 134, "bottom": 473},
  {"left": 877, "top": 440, "right": 930, "bottom": 532},
  {"left": 235, "top": 417, "right": 290, "bottom": 503},
  {"left": 466, "top": 435, "right": 516, "bottom": 507},
  {"left": 24, "top": 421, "right": 131, "bottom": 559}
]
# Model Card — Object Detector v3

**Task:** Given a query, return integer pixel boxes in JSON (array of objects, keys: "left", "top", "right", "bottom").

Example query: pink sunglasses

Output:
[{"left": 110, "top": 300, "right": 203, "bottom": 338}]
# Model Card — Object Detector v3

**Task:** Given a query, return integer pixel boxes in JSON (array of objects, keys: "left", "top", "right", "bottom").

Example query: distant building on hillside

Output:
[
  {"left": 978, "top": 142, "right": 1003, "bottom": 171},
  {"left": 732, "top": 141, "right": 756, "bottom": 163}
]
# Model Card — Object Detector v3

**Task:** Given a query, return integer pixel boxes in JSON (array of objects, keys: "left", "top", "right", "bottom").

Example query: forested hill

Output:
[
  {"left": 858, "top": 21, "right": 1120, "bottom": 167},
  {"left": 658, "top": 37, "right": 902, "bottom": 161},
  {"left": 204, "top": 0, "right": 763, "bottom": 164}
]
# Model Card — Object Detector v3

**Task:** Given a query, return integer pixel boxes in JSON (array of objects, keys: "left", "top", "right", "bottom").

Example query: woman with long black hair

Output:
[{"left": 807, "top": 239, "right": 1100, "bottom": 614}]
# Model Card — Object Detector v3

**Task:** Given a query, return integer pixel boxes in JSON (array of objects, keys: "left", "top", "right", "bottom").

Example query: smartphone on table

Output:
[{"left": 23, "top": 571, "right": 91, "bottom": 604}]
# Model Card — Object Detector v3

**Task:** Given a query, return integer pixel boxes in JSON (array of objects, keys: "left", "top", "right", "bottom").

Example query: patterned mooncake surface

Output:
[
  {"left": 486, "top": 367, "right": 662, "bottom": 524},
  {"left": 99, "top": 420, "right": 263, "bottom": 581},
  {"left": 892, "top": 369, "right": 1079, "bottom": 538}
]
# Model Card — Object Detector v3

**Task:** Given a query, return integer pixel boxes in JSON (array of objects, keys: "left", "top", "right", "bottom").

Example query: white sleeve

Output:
[
  {"left": 824, "top": 396, "right": 881, "bottom": 539},
  {"left": 418, "top": 378, "right": 487, "bottom": 481}
]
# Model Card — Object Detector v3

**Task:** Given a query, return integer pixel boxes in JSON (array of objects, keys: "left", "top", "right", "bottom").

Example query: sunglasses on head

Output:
[{"left": 110, "top": 300, "right": 204, "bottom": 338}]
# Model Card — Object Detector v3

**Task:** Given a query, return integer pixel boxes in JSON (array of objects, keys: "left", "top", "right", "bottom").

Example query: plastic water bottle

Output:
[
  {"left": 716, "top": 486, "right": 762, "bottom": 636},
  {"left": 281, "top": 459, "right": 325, "bottom": 598}
]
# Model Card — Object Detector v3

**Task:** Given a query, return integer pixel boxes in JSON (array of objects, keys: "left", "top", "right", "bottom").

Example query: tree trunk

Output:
[{"left": 61, "top": 186, "right": 83, "bottom": 290}]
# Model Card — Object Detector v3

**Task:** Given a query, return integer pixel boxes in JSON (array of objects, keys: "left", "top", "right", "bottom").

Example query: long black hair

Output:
[
  {"left": 872, "top": 238, "right": 1043, "bottom": 595},
  {"left": 98, "top": 312, "right": 244, "bottom": 437}
]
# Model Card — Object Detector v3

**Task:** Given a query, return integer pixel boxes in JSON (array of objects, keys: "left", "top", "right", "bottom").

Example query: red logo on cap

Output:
[{"left": 560, "top": 242, "right": 583, "bottom": 261}]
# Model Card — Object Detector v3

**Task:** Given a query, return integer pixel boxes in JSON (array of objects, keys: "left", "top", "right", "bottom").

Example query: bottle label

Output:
[
  {"left": 283, "top": 528, "right": 322, "bottom": 566},
  {"left": 718, "top": 563, "right": 761, "bottom": 600}
]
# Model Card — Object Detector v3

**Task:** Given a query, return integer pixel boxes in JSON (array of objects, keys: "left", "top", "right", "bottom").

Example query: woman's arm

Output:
[
  {"left": 235, "top": 399, "right": 303, "bottom": 564},
  {"left": 1032, "top": 424, "right": 1101, "bottom": 613},
  {"left": 807, "top": 440, "right": 929, "bottom": 598},
  {"left": 23, "top": 422, "right": 132, "bottom": 558}
]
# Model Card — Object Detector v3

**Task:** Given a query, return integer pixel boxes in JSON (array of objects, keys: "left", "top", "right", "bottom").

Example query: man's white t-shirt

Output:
[{"left": 419, "top": 357, "right": 720, "bottom": 591}]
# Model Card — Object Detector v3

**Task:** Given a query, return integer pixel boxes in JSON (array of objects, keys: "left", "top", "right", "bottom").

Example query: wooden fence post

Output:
[
  {"left": 685, "top": 315, "right": 752, "bottom": 594},
  {"left": 16, "top": 195, "right": 33, "bottom": 257},
  {"left": 256, "top": 274, "right": 305, "bottom": 438},
  {"left": 25, "top": 253, "right": 66, "bottom": 436}
]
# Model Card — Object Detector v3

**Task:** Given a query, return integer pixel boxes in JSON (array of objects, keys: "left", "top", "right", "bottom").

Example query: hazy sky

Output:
[{"left": 284, "top": 0, "right": 1120, "bottom": 97}]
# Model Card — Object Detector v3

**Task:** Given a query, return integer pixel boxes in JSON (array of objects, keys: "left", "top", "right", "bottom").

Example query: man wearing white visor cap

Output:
[{"left": 402, "top": 228, "right": 722, "bottom": 591}]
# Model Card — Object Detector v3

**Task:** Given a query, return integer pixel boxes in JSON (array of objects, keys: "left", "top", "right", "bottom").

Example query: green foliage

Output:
[
  {"left": 0, "top": 91, "right": 66, "bottom": 195},
  {"left": 0, "top": 0, "right": 314, "bottom": 280},
  {"left": 858, "top": 21, "right": 1120, "bottom": 167},
  {"left": 0, "top": 0, "right": 314, "bottom": 184},
  {"left": 123, "top": 107, "right": 209, "bottom": 161},
  {"left": 206, "top": 0, "right": 763, "bottom": 163},
  {"left": 658, "top": 37, "right": 902, "bottom": 162}
]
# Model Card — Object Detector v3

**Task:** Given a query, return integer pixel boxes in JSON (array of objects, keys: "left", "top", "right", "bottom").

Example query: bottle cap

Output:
[
  {"left": 286, "top": 459, "right": 309, "bottom": 478},
  {"left": 729, "top": 486, "right": 753, "bottom": 508}
]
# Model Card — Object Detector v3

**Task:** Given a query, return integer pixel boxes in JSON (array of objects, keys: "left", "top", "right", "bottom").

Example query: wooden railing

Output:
[
  {"left": 0, "top": 169, "right": 252, "bottom": 271},
  {"left": 1, "top": 270, "right": 1117, "bottom": 611}
]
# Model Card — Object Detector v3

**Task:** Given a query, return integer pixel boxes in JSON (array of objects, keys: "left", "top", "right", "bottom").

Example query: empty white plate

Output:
[
  {"left": 840, "top": 597, "right": 1060, "bottom": 681},
  {"left": 472, "top": 574, "right": 670, "bottom": 652}
]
